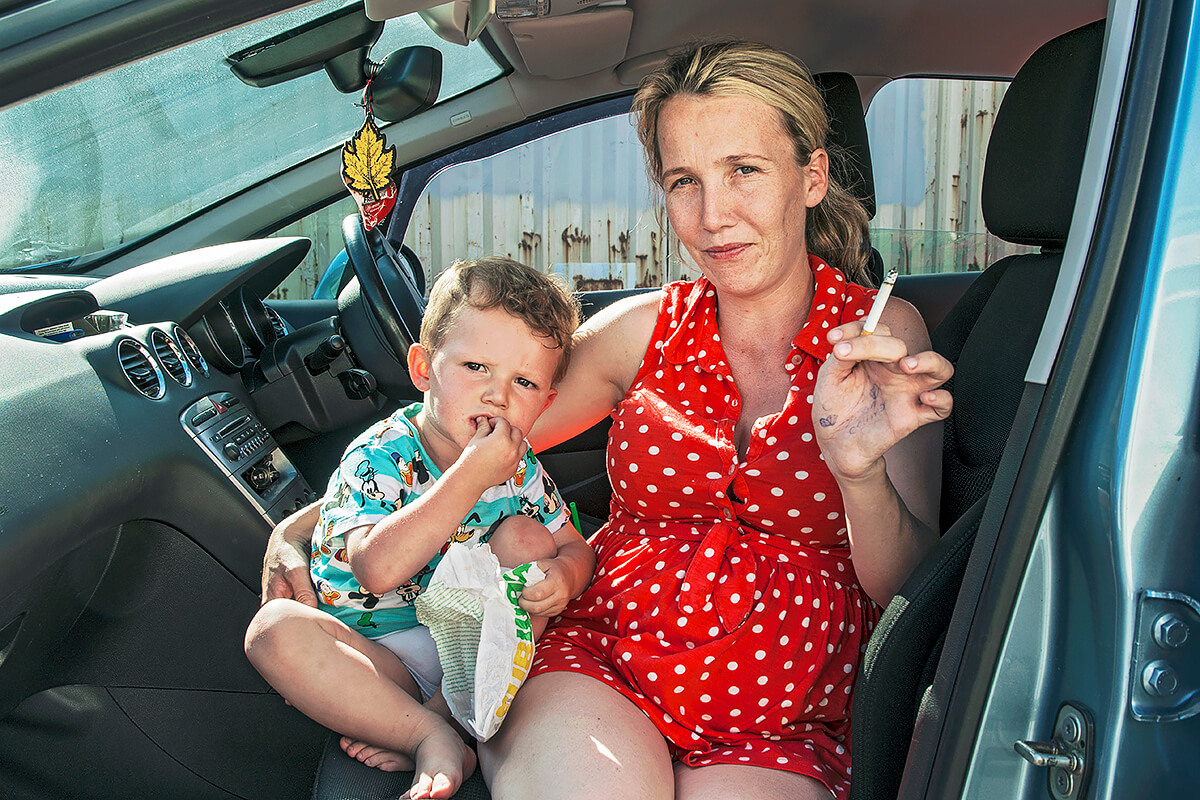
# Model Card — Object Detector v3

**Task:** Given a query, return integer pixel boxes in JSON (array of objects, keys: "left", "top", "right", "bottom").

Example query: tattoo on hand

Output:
[{"left": 845, "top": 386, "right": 886, "bottom": 436}]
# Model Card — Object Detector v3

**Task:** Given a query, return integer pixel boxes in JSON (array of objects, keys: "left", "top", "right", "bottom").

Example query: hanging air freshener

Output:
[{"left": 341, "top": 81, "right": 397, "bottom": 231}]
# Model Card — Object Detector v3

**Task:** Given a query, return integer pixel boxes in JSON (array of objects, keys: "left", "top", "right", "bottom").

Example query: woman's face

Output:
[{"left": 657, "top": 93, "right": 828, "bottom": 300}]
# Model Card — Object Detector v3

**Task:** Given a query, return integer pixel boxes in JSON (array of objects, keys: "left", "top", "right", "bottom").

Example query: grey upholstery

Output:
[
  {"left": 815, "top": 70, "right": 886, "bottom": 286},
  {"left": 848, "top": 18, "right": 1105, "bottom": 800}
]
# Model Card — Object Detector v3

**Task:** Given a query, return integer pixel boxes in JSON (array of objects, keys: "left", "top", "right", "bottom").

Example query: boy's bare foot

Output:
[
  {"left": 424, "top": 692, "right": 472, "bottom": 743},
  {"left": 340, "top": 736, "right": 414, "bottom": 772},
  {"left": 404, "top": 724, "right": 477, "bottom": 800}
]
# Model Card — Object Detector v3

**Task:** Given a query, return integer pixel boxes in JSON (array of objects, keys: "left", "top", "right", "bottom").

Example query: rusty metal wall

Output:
[
  {"left": 868, "top": 78, "right": 1035, "bottom": 274},
  {"left": 399, "top": 114, "right": 691, "bottom": 292}
]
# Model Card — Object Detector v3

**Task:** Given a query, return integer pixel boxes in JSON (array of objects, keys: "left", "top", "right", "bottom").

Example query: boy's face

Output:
[{"left": 407, "top": 304, "right": 560, "bottom": 467}]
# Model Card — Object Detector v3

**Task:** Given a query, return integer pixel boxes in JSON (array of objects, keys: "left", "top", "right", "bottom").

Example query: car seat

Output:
[
  {"left": 814, "top": 70, "right": 886, "bottom": 287},
  {"left": 847, "top": 18, "right": 1105, "bottom": 800}
]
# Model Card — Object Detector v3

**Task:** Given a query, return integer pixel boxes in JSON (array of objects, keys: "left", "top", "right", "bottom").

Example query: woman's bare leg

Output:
[
  {"left": 480, "top": 671, "right": 674, "bottom": 800},
  {"left": 245, "top": 599, "right": 474, "bottom": 799},
  {"left": 674, "top": 762, "right": 835, "bottom": 800}
]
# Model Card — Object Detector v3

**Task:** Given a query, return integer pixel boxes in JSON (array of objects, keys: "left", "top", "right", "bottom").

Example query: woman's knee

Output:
[{"left": 488, "top": 515, "right": 557, "bottom": 567}]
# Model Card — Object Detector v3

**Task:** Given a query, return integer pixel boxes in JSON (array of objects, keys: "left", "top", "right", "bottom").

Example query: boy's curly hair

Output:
[{"left": 420, "top": 257, "right": 581, "bottom": 384}]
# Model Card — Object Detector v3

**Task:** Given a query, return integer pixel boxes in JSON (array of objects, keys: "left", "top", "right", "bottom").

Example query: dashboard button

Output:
[{"left": 191, "top": 408, "right": 216, "bottom": 426}]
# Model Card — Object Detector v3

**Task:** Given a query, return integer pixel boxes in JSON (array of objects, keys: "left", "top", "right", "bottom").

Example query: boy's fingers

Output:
[{"left": 263, "top": 570, "right": 317, "bottom": 607}]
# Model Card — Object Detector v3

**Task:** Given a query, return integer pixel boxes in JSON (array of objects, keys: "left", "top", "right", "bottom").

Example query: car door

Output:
[{"left": 899, "top": 1, "right": 1200, "bottom": 796}]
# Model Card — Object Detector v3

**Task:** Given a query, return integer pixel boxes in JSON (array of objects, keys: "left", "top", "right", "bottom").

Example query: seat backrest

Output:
[
  {"left": 815, "top": 71, "right": 886, "bottom": 287},
  {"left": 849, "top": 19, "right": 1105, "bottom": 800},
  {"left": 936, "top": 18, "right": 1106, "bottom": 529}
]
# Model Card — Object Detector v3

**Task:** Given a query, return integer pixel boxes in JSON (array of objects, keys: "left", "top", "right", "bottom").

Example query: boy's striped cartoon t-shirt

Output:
[{"left": 310, "top": 402, "right": 569, "bottom": 637}]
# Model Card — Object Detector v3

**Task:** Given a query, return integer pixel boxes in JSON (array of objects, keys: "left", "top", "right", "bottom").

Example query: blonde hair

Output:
[
  {"left": 420, "top": 257, "right": 581, "bottom": 384},
  {"left": 632, "top": 39, "right": 873, "bottom": 284}
]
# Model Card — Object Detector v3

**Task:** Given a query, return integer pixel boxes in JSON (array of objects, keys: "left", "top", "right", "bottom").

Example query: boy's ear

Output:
[
  {"left": 407, "top": 343, "right": 431, "bottom": 390},
  {"left": 540, "top": 388, "right": 558, "bottom": 415}
]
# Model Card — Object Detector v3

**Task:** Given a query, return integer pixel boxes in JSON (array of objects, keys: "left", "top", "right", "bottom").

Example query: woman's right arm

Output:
[
  {"left": 527, "top": 290, "right": 661, "bottom": 452},
  {"left": 261, "top": 501, "right": 320, "bottom": 605}
]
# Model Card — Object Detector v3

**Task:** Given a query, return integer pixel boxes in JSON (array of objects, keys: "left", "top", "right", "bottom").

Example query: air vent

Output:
[
  {"left": 264, "top": 305, "right": 289, "bottom": 338},
  {"left": 150, "top": 328, "right": 192, "bottom": 386},
  {"left": 118, "top": 339, "right": 165, "bottom": 399},
  {"left": 172, "top": 326, "right": 208, "bottom": 378}
]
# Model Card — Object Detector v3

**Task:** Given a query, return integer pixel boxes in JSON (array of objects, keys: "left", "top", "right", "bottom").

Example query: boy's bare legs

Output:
[
  {"left": 486, "top": 514, "right": 558, "bottom": 639},
  {"left": 341, "top": 689, "right": 462, "bottom": 771},
  {"left": 338, "top": 516, "right": 559, "bottom": 774},
  {"left": 245, "top": 599, "right": 474, "bottom": 799}
]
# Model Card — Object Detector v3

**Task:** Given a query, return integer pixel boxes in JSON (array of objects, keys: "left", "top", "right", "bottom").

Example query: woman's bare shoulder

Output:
[
  {"left": 581, "top": 289, "right": 662, "bottom": 336},
  {"left": 879, "top": 295, "right": 932, "bottom": 351},
  {"left": 575, "top": 289, "right": 663, "bottom": 371}
]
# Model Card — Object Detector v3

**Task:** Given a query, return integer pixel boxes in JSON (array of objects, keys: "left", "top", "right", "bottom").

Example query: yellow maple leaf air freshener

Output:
[{"left": 341, "top": 115, "right": 398, "bottom": 231}]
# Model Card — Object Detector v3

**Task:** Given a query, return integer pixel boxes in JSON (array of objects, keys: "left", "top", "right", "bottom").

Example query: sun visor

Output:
[
  {"left": 508, "top": 6, "right": 632, "bottom": 79},
  {"left": 364, "top": 0, "right": 451, "bottom": 22}
]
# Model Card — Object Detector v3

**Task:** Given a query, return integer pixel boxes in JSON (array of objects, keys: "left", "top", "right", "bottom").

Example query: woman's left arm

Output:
[{"left": 812, "top": 298, "right": 953, "bottom": 607}]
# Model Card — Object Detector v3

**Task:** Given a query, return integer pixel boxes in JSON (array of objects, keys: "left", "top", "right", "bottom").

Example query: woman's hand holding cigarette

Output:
[{"left": 812, "top": 300, "right": 954, "bottom": 483}]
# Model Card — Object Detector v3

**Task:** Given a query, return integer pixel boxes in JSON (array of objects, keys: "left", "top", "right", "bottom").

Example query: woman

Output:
[{"left": 263, "top": 40, "right": 952, "bottom": 800}]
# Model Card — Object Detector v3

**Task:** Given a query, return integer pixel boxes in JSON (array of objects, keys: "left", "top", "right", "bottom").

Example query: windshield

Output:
[{"left": 0, "top": 1, "right": 502, "bottom": 274}]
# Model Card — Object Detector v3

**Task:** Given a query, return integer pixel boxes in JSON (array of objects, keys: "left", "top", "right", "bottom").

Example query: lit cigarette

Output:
[{"left": 861, "top": 268, "right": 898, "bottom": 335}]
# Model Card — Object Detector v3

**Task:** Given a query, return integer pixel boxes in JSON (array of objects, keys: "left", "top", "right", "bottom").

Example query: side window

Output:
[
  {"left": 271, "top": 195, "right": 359, "bottom": 300},
  {"left": 866, "top": 77, "right": 1036, "bottom": 274},
  {"left": 403, "top": 114, "right": 691, "bottom": 291}
]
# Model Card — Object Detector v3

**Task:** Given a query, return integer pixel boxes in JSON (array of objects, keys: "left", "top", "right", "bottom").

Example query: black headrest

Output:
[
  {"left": 815, "top": 71, "right": 876, "bottom": 219},
  {"left": 982, "top": 19, "right": 1105, "bottom": 247}
]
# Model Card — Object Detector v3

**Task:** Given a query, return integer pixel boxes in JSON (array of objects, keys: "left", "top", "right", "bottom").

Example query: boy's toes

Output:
[
  {"left": 339, "top": 737, "right": 414, "bottom": 772},
  {"left": 339, "top": 736, "right": 367, "bottom": 758},
  {"left": 404, "top": 773, "right": 434, "bottom": 800},
  {"left": 360, "top": 747, "right": 412, "bottom": 772}
]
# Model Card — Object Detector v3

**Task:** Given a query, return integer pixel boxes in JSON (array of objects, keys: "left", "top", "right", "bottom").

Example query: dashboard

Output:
[{"left": 0, "top": 237, "right": 409, "bottom": 621}]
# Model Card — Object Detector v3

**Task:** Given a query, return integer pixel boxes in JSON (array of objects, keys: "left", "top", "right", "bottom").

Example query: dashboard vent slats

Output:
[
  {"left": 150, "top": 329, "right": 191, "bottom": 386},
  {"left": 265, "top": 306, "right": 289, "bottom": 339},
  {"left": 117, "top": 339, "right": 165, "bottom": 400},
  {"left": 174, "top": 326, "right": 209, "bottom": 377}
]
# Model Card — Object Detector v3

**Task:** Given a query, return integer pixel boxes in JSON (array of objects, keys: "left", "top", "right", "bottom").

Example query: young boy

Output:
[{"left": 244, "top": 257, "right": 592, "bottom": 800}]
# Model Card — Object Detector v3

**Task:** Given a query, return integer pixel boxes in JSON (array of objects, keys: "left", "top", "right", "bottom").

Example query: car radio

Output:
[{"left": 181, "top": 391, "right": 318, "bottom": 523}]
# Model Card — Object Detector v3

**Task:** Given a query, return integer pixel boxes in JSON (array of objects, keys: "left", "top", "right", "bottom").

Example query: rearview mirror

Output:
[
  {"left": 225, "top": 3, "right": 383, "bottom": 92},
  {"left": 225, "top": 3, "right": 442, "bottom": 122}
]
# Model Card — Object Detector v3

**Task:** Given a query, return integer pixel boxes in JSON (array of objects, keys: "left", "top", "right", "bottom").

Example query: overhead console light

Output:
[
  {"left": 508, "top": 4, "right": 631, "bottom": 78},
  {"left": 495, "top": 0, "right": 550, "bottom": 18},
  {"left": 496, "top": 0, "right": 612, "bottom": 19}
]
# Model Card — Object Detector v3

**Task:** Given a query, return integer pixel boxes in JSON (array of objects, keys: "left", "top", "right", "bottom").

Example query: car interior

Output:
[{"left": 0, "top": 1, "right": 1132, "bottom": 798}]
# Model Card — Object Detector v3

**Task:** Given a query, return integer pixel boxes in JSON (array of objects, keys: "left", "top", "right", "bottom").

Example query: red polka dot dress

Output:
[{"left": 531, "top": 256, "right": 881, "bottom": 798}]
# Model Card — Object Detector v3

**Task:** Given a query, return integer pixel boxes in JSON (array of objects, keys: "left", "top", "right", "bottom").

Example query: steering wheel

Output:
[
  {"left": 338, "top": 214, "right": 427, "bottom": 396},
  {"left": 341, "top": 214, "right": 425, "bottom": 355}
]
